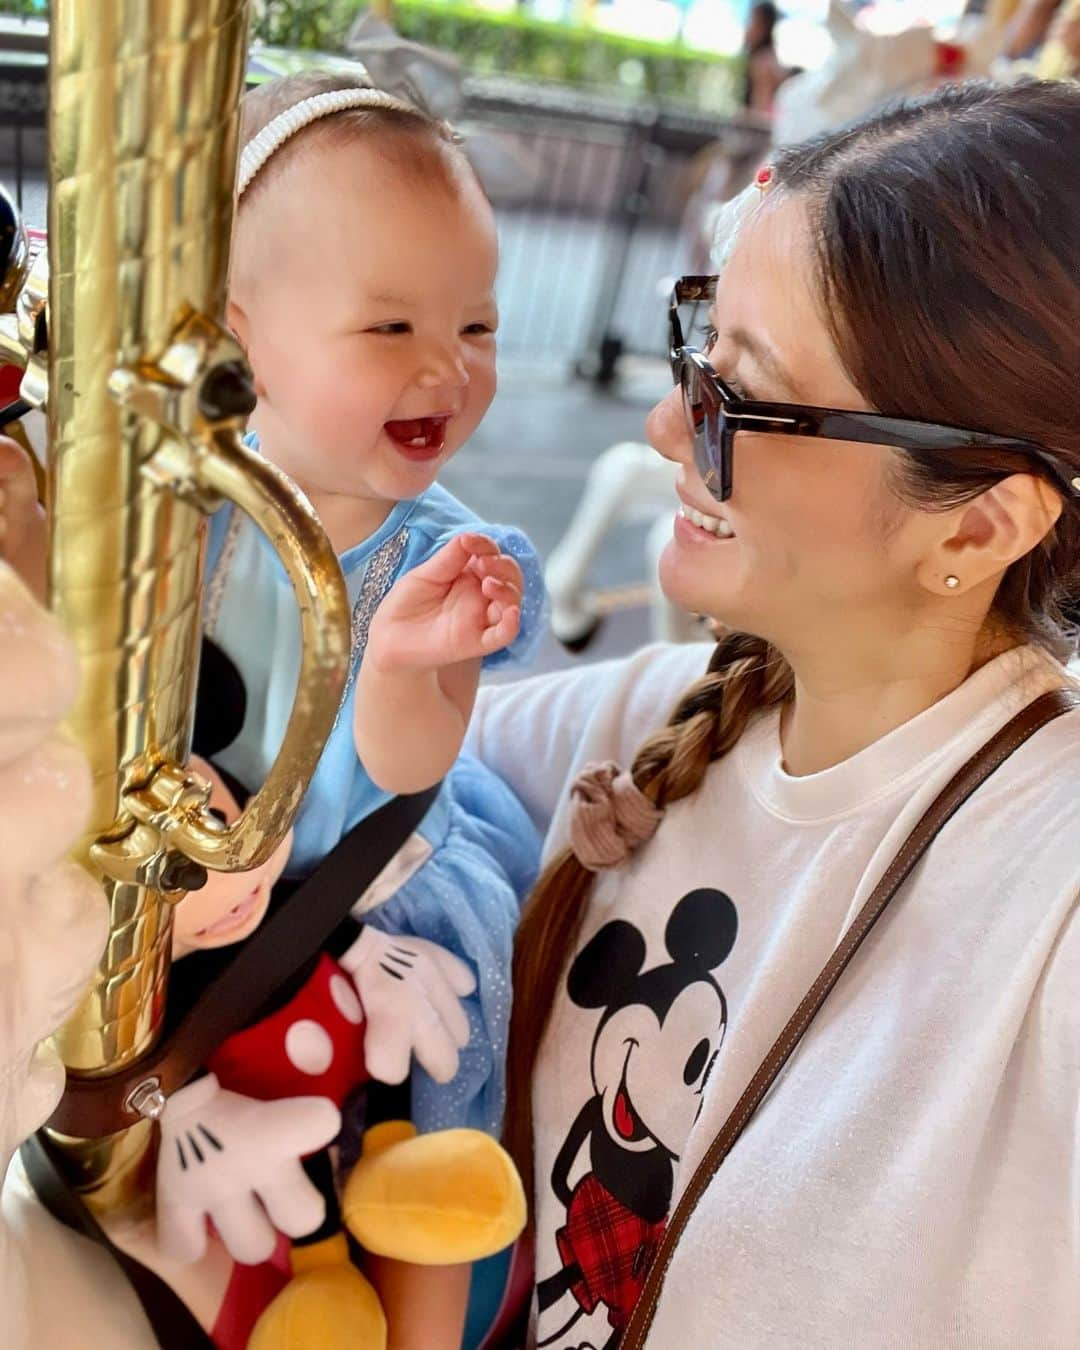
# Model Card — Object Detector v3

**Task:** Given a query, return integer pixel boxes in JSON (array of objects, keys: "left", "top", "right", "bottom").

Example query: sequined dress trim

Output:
[{"left": 203, "top": 506, "right": 410, "bottom": 724}]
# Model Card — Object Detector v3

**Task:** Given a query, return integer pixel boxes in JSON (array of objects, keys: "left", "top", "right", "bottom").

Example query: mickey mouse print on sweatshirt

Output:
[{"left": 535, "top": 888, "right": 738, "bottom": 1350}]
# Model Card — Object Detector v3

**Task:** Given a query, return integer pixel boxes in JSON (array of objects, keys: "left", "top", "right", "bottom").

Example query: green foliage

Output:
[
  {"left": 0, "top": 0, "right": 737, "bottom": 109},
  {"left": 250, "top": 0, "right": 737, "bottom": 110},
  {"left": 252, "top": 0, "right": 369, "bottom": 52}
]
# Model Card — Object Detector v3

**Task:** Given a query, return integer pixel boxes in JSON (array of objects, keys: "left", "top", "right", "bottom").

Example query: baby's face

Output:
[
  {"left": 230, "top": 136, "right": 498, "bottom": 516},
  {"left": 171, "top": 757, "right": 291, "bottom": 957}
]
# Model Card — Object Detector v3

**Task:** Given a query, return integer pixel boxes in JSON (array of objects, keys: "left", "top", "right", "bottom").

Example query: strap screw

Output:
[{"left": 125, "top": 1078, "right": 167, "bottom": 1121}]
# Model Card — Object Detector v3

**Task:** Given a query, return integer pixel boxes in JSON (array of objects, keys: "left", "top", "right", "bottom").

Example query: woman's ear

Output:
[{"left": 916, "top": 473, "right": 1062, "bottom": 595}]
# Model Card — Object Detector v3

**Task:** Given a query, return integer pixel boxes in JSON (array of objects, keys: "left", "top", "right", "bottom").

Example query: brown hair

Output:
[
  {"left": 505, "top": 79, "right": 1080, "bottom": 1194},
  {"left": 237, "top": 71, "right": 470, "bottom": 209}
]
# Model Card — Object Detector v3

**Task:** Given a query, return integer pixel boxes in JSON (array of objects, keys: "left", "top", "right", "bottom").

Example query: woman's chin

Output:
[{"left": 658, "top": 541, "right": 732, "bottom": 622}]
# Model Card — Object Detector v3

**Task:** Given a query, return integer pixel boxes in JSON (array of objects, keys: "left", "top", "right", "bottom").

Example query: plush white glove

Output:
[
  {"left": 155, "top": 1073, "right": 340, "bottom": 1265},
  {"left": 338, "top": 927, "right": 476, "bottom": 1086}
]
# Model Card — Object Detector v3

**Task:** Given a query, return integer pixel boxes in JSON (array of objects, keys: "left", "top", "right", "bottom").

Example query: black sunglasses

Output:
[{"left": 669, "top": 275, "right": 1080, "bottom": 505}]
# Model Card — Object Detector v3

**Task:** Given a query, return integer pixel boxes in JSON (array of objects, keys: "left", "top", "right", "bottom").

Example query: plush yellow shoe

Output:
[
  {"left": 342, "top": 1122, "right": 527, "bottom": 1266},
  {"left": 248, "top": 1233, "right": 388, "bottom": 1350}
]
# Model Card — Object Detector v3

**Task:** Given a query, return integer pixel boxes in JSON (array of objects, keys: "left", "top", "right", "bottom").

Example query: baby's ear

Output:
[
  {"left": 567, "top": 919, "right": 647, "bottom": 1010},
  {"left": 665, "top": 889, "right": 738, "bottom": 971},
  {"left": 225, "top": 297, "right": 250, "bottom": 351}
]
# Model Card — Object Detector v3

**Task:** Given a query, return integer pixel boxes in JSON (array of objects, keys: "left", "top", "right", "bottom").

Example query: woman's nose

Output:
[
  {"left": 646, "top": 386, "right": 691, "bottom": 466},
  {"left": 417, "top": 341, "right": 469, "bottom": 390}
]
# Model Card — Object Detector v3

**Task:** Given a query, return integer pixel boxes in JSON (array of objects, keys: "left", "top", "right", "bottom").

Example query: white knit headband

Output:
[{"left": 238, "top": 86, "right": 421, "bottom": 197}]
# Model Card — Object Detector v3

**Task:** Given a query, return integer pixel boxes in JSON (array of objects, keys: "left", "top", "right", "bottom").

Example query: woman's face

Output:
[{"left": 649, "top": 193, "right": 926, "bottom": 654}]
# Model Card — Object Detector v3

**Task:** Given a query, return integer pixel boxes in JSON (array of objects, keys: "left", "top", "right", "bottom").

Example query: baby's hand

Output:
[
  {"left": 0, "top": 437, "right": 46, "bottom": 602},
  {"left": 368, "top": 533, "right": 522, "bottom": 673}
]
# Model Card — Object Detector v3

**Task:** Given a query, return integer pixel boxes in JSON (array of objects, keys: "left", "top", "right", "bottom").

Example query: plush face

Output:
[
  {"left": 171, "top": 757, "right": 292, "bottom": 957},
  {"left": 591, "top": 978, "right": 726, "bottom": 1160}
]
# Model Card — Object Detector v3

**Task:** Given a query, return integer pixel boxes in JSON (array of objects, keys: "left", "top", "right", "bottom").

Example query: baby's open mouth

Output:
[{"left": 385, "top": 416, "right": 449, "bottom": 459}]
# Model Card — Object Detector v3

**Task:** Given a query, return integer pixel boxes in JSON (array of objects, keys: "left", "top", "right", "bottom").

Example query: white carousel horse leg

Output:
[
  {"left": 545, "top": 442, "right": 677, "bottom": 646},
  {"left": 645, "top": 511, "right": 703, "bottom": 644}
]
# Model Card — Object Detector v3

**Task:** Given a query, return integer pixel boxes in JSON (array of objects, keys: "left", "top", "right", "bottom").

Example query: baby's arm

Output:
[{"left": 355, "top": 533, "right": 522, "bottom": 794}]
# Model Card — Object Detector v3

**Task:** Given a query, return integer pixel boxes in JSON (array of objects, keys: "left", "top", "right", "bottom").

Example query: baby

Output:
[{"left": 203, "top": 71, "right": 546, "bottom": 1346}]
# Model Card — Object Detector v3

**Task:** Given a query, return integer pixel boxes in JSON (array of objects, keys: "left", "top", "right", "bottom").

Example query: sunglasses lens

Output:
[
  {"left": 681, "top": 362, "right": 723, "bottom": 493},
  {"left": 680, "top": 372, "right": 703, "bottom": 437}
]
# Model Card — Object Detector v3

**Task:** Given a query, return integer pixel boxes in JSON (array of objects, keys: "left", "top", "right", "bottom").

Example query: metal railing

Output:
[
  {"left": 466, "top": 81, "right": 768, "bottom": 378},
  {"left": 0, "top": 30, "right": 769, "bottom": 380}
]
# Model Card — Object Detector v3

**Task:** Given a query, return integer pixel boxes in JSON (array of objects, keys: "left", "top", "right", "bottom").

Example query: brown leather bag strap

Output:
[{"left": 621, "top": 685, "right": 1080, "bottom": 1349}]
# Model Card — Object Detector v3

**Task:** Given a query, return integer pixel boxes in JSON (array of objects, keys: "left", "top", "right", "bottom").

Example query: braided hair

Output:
[{"left": 503, "top": 633, "right": 793, "bottom": 1192}]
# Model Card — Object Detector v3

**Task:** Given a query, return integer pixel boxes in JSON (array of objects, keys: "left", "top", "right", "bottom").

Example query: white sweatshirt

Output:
[{"left": 469, "top": 641, "right": 1080, "bottom": 1350}]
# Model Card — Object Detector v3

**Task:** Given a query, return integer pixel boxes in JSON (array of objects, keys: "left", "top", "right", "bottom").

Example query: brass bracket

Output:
[
  {"left": 90, "top": 760, "right": 227, "bottom": 892},
  {"left": 109, "top": 308, "right": 256, "bottom": 513}
]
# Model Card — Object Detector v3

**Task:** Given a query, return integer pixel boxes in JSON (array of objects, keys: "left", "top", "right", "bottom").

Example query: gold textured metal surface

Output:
[
  {"left": 46, "top": 0, "right": 251, "bottom": 1091},
  {"left": 37, "top": 0, "right": 351, "bottom": 1210}
]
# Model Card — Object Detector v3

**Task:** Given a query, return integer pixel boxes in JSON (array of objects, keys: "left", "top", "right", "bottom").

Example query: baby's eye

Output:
[
  {"left": 367, "top": 322, "right": 412, "bottom": 336},
  {"left": 462, "top": 321, "right": 496, "bottom": 337}
]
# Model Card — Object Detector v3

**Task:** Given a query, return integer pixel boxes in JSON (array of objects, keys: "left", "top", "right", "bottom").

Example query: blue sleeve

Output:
[
  {"left": 361, "top": 840, "right": 518, "bottom": 1138},
  {"left": 475, "top": 523, "right": 548, "bottom": 674},
  {"left": 361, "top": 759, "right": 542, "bottom": 1137}
]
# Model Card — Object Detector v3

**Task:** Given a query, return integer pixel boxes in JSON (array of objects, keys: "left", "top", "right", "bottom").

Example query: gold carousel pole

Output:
[{"left": 42, "top": 0, "right": 350, "bottom": 1214}]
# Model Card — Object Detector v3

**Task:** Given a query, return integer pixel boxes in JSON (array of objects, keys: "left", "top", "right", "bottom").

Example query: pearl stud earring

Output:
[{"left": 945, "top": 575, "right": 960, "bottom": 590}]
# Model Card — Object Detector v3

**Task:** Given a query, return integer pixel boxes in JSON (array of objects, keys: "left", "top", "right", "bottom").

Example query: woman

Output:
[{"left": 469, "top": 81, "right": 1080, "bottom": 1347}]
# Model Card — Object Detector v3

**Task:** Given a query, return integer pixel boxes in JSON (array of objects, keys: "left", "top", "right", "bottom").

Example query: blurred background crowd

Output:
[{"left": 0, "top": 0, "right": 1076, "bottom": 669}]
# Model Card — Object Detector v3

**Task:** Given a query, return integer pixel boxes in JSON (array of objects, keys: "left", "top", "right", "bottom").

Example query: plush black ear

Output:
[
  {"left": 665, "top": 889, "right": 738, "bottom": 972},
  {"left": 567, "top": 919, "right": 648, "bottom": 1011},
  {"left": 0, "top": 185, "right": 22, "bottom": 293},
  {"left": 192, "top": 637, "right": 247, "bottom": 760}
]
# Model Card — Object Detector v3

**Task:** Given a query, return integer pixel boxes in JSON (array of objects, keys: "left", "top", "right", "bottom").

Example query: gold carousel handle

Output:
[{"left": 108, "top": 309, "right": 351, "bottom": 877}]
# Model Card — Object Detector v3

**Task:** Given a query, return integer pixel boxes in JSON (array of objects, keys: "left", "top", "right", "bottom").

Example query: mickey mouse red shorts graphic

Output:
[{"left": 537, "top": 888, "right": 739, "bottom": 1349}]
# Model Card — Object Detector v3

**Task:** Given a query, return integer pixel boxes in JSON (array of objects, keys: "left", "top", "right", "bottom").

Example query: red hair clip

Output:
[{"left": 755, "top": 165, "right": 774, "bottom": 190}]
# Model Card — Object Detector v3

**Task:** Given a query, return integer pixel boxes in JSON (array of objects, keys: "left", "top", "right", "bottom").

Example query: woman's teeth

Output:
[{"left": 680, "top": 504, "right": 735, "bottom": 538}]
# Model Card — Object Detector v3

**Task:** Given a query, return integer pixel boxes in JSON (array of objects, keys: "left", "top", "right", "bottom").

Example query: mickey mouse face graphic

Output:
[
  {"left": 537, "top": 889, "right": 739, "bottom": 1342},
  {"left": 591, "top": 971, "right": 726, "bottom": 1158},
  {"left": 569, "top": 888, "right": 738, "bottom": 1166}
]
